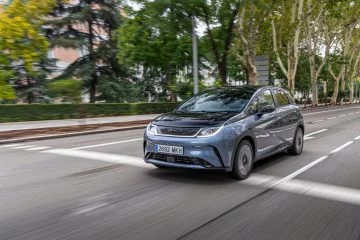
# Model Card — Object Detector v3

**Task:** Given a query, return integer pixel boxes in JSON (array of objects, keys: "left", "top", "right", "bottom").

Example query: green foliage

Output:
[
  {"left": 47, "top": 0, "right": 127, "bottom": 103},
  {"left": 98, "top": 81, "right": 152, "bottom": 103},
  {"left": 117, "top": 2, "right": 193, "bottom": 97},
  {"left": 0, "top": 78, "right": 16, "bottom": 101},
  {"left": 168, "top": 77, "right": 207, "bottom": 101},
  {"left": 295, "top": 52, "right": 311, "bottom": 92},
  {"left": 0, "top": 0, "right": 56, "bottom": 102},
  {"left": 0, "top": 0, "right": 56, "bottom": 72},
  {"left": 0, "top": 103, "right": 180, "bottom": 122},
  {"left": 48, "top": 79, "right": 82, "bottom": 103}
]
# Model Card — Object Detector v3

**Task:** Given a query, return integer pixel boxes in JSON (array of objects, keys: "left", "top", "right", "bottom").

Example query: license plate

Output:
[{"left": 155, "top": 144, "right": 184, "bottom": 155}]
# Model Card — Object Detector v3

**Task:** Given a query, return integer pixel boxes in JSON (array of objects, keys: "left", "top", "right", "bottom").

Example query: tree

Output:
[
  {"left": 0, "top": 63, "right": 15, "bottom": 101},
  {"left": 271, "top": 0, "right": 304, "bottom": 95},
  {"left": 0, "top": 0, "right": 56, "bottom": 102},
  {"left": 325, "top": 1, "right": 360, "bottom": 105},
  {"left": 304, "top": 0, "right": 332, "bottom": 107},
  {"left": 235, "top": 0, "right": 272, "bottom": 85},
  {"left": 118, "top": 1, "right": 194, "bottom": 102},
  {"left": 195, "top": 0, "right": 243, "bottom": 85},
  {"left": 48, "top": 79, "right": 82, "bottom": 103},
  {"left": 47, "top": 0, "right": 126, "bottom": 103}
]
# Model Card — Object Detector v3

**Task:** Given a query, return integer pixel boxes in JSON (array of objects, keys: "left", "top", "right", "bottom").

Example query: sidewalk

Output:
[
  {"left": 1, "top": 103, "right": 359, "bottom": 143},
  {"left": 1, "top": 103, "right": 360, "bottom": 133},
  {"left": 0, "top": 114, "right": 160, "bottom": 132}
]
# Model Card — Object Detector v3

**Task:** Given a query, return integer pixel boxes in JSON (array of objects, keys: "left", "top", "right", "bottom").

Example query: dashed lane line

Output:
[
  {"left": 25, "top": 146, "right": 51, "bottom": 151},
  {"left": 244, "top": 173, "right": 360, "bottom": 206},
  {"left": 302, "top": 106, "right": 360, "bottom": 116},
  {"left": 308, "top": 110, "right": 360, "bottom": 124}
]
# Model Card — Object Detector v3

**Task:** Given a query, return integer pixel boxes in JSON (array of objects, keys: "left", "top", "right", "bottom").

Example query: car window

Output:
[
  {"left": 258, "top": 90, "right": 275, "bottom": 107},
  {"left": 274, "top": 90, "right": 290, "bottom": 106},
  {"left": 248, "top": 90, "right": 274, "bottom": 115}
]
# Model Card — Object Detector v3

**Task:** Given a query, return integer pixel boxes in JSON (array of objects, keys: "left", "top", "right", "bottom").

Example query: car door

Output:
[
  {"left": 246, "top": 89, "right": 281, "bottom": 157},
  {"left": 271, "top": 89, "right": 297, "bottom": 145}
]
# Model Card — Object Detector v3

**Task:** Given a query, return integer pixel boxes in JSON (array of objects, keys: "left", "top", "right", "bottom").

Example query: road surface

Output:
[{"left": 1, "top": 106, "right": 360, "bottom": 240}]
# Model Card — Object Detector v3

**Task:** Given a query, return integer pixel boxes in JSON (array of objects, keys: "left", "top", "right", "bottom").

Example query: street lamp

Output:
[{"left": 192, "top": 15, "right": 199, "bottom": 95}]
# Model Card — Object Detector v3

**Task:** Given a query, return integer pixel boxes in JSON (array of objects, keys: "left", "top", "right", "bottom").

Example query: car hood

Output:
[{"left": 152, "top": 111, "right": 240, "bottom": 128}]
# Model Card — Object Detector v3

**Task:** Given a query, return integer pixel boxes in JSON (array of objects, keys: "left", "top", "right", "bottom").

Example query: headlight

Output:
[
  {"left": 197, "top": 127, "right": 222, "bottom": 137},
  {"left": 146, "top": 123, "right": 158, "bottom": 135}
]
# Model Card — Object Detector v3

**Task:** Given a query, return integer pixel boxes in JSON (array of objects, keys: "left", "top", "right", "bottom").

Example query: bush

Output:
[
  {"left": 48, "top": 79, "right": 82, "bottom": 103},
  {"left": 0, "top": 102, "right": 180, "bottom": 122}
]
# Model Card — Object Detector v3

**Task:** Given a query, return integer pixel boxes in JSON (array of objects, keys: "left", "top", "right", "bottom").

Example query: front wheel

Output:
[
  {"left": 288, "top": 127, "right": 304, "bottom": 155},
  {"left": 232, "top": 140, "right": 254, "bottom": 180}
]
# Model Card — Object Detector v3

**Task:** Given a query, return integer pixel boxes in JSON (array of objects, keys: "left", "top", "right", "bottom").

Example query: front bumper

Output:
[{"left": 143, "top": 128, "right": 238, "bottom": 170}]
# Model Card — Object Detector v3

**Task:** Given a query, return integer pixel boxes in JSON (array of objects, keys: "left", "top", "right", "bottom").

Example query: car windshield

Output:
[{"left": 178, "top": 88, "right": 257, "bottom": 113}]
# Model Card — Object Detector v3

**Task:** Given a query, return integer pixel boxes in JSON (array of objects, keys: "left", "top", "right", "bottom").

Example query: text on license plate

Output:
[{"left": 155, "top": 144, "right": 184, "bottom": 155}]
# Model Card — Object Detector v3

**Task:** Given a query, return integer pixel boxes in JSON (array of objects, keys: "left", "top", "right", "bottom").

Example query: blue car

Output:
[{"left": 144, "top": 86, "right": 304, "bottom": 180}]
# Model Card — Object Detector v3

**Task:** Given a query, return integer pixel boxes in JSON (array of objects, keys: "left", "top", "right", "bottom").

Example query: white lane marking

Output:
[
  {"left": 327, "top": 117, "right": 337, "bottom": 120},
  {"left": 305, "top": 129, "right": 328, "bottom": 138},
  {"left": 0, "top": 144, "right": 23, "bottom": 148},
  {"left": 72, "top": 203, "right": 108, "bottom": 215},
  {"left": 276, "top": 178, "right": 360, "bottom": 206},
  {"left": 338, "top": 114, "right": 347, "bottom": 118},
  {"left": 25, "top": 146, "right": 51, "bottom": 151},
  {"left": 355, "top": 135, "right": 360, "bottom": 140},
  {"left": 71, "top": 138, "right": 143, "bottom": 150},
  {"left": 0, "top": 169, "right": 12, "bottom": 176},
  {"left": 302, "top": 106, "right": 360, "bottom": 116},
  {"left": 272, "top": 156, "right": 329, "bottom": 185},
  {"left": 246, "top": 174, "right": 360, "bottom": 206},
  {"left": 330, "top": 141, "right": 354, "bottom": 154},
  {"left": 11, "top": 145, "right": 35, "bottom": 149},
  {"left": 312, "top": 120, "right": 324, "bottom": 123},
  {"left": 43, "top": 149, "right": 152, "bottom": 168}
]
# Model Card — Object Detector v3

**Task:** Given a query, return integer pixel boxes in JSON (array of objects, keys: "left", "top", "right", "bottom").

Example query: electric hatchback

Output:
[{"left": 144, "top": 86, "right": 304, "bottom": 180}]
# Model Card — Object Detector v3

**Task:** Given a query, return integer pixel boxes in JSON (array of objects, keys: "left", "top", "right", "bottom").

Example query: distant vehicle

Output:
[{"left": 143, "top": 86, "right": 304, "bottom": 180}]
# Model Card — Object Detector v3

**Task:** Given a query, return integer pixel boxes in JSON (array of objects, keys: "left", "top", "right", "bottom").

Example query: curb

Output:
[{"left": 0, "top": 124, "right": 148, "bottom": 145}]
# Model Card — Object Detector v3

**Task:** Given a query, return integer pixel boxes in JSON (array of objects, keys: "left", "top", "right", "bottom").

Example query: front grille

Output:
[
  {"left": 157, "top": 126, "right": 201, "bottom": 137},
  {"left": 147, "top": 153, "right": 213, "bottom": 168}
]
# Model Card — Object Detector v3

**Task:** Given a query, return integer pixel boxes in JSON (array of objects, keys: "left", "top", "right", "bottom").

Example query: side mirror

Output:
[{"left": 259, "top": 105, "right": 275, "bottom": 114}]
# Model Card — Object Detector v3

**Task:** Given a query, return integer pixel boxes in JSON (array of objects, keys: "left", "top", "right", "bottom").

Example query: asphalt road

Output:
[{"left": 1, "top": 105, "right": 360, "bottom": 240}]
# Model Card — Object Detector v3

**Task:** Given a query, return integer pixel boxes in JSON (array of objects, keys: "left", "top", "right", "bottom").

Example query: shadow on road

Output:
[{"left": 145, "top": 152, "right": 293, "bottom": 184}]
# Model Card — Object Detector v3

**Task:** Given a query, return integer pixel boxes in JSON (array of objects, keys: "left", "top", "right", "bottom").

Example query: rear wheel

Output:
[
  {"left": 232, "top": 140, "right": 254, "bottom": 180},
  {"left": 288, "top": 127, "right": 304, "bottom": 155}
]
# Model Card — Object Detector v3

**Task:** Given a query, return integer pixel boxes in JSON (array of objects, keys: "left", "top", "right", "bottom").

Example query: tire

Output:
[
  {"left": 288, "top": 127, "right": 304, "bottom": 155},
  {"left": 232, "top": 140, "right": 254, "bottom": 180}
]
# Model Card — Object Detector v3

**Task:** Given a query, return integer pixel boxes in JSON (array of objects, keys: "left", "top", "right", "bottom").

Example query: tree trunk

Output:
[
  {"left": 248, "top": 69, "right": 257, "bottom": 86},
  {"left": 331, "top": 78, "right": 339, "bottom": 105},
  {"left": 245, "top": 55, "right": 258, "bottom": 85},
  {"left": 89, "top": 78, "right": 97, "bottom": 103},
  {"left": 311, "top": 80, "right": 318, "bottom": 107},
  {"left": 218, "top": 61, "right": 228, "bottom": 85},
  {"left": 349, "top": 82, "right": 354, "bottom": 104},
  {"left": 88, "top": 19, "right": 97, "bottom": 103},
  {"left": 287, "top": 69, "right": 295, "bottom": 95}
]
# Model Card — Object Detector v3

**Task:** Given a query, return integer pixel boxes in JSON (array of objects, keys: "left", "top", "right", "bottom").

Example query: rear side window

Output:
[{"left": 274, "top": 90, "right": 290, "bottom": 106}]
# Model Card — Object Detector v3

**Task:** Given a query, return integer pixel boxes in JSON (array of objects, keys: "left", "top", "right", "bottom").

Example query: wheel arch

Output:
[{"left": 229, "top": 133, "right": 257, "bottom": 170}]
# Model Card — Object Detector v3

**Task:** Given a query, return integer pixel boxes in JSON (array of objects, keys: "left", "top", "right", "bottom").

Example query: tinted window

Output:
[
  {"left": 248, "top": 90, "right": 275, "bottom": 115},
  {"left": 274, "top": 90, "right": 290, "bottom": 106},
  {"left": 178, "top": 88, "right": 257, "bottom": 113}
]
